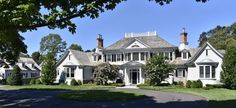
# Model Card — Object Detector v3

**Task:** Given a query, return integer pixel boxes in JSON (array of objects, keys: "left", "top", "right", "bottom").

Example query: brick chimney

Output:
[
  {"left": 97, "top": 34, "right": 103, "bottom": 48},
  {"left": 181, "top": 28, "right": 188, "bottom": 44},
  {"left": 179, "top": 28, "right": 189, "bottom": 51}
]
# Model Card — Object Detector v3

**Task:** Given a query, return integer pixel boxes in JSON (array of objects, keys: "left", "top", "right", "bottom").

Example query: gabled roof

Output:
[
  {"left": 56, "top": 49, "right": 99, "bottom": 67},
  {"left": 171, "top": 48, "right": 199, "bottom": 66},
  {"left": 105, "top": 36, "right": 177, "bottom": 50},
  {"left": 186, "top": 42, "right": 224, "bottom": 64}
]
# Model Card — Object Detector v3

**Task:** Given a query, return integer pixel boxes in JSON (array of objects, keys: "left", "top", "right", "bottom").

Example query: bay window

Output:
[{"left": 199, "top": 65, "right": 216, "bottom": 79}]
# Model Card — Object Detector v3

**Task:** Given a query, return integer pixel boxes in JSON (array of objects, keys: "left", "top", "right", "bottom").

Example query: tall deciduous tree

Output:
[
  {"left": 198, "top": 23, "right": 236, "bottom": 49},
  {"left": 40, "top": 34, "right": 67, "bottom": 58},
  {"left": 7, "top": 65, "right": 22, "bottom": 85},
  {"left": 41, "top": 52, "right": 57, "bottom": 85},
  {"left": 31, "top": 51, "right": 42, "bottom": 64},
  {"left": 221, "top": 43, "right": 236, "bottom": 89},
  {"left": 93, "top": 63, "right": 119, "bottom": 85},
  {"left": 143, "top": 55, "right": 175, "bottom": 86},
  {"left": 69, "top": 44, "right": 83, "bottom": 51}
]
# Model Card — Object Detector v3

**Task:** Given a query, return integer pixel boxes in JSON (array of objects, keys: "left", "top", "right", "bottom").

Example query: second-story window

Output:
[
  {"left": 141, "top": 52, "right": 145, "bottom": 61},
  {"left": 126, "top": 53, "right": 131, "bottom": 61},
  {"left": 117, "top": 54, "right": 121, "bottom": 61},
  {"left": 112, "top": 54, "right": 116, "bottom": 62},
  {"left": 133, "top": 52, "right": 139, "bottom": 61},
  {"left": 107, "top": 55, "right": 111, "bottom": 61}
]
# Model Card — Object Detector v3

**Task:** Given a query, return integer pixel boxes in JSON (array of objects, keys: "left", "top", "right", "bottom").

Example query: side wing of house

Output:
[{"left": 187, "top": 42, "right": 223, "bottom": 85}]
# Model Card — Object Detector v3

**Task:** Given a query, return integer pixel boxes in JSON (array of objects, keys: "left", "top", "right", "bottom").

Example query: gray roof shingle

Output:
[{"left": 105, "top": 36, "right": 177, "bottom": 50}]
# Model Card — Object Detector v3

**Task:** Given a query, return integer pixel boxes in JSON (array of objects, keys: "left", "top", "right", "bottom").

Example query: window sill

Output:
[{"left": 199, "top": 78, "right": 216, "bottom": 80}]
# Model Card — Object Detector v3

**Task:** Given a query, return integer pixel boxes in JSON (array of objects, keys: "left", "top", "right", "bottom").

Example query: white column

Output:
[
  {"left": 138, "top": 52, "right": 141, "bottom": 61},
  {"left": 139, "top": 67, "right": 143, "bottom": 84},
  {"left": 131, "top": 53, "right": 133, "bottom": 61}
]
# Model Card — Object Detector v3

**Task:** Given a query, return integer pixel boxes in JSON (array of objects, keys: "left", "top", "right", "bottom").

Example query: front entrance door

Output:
[
  {"left": 129, "top": 69, "right": 140, "bottom": 85},
  {"left": 132, "top": 72, "right": 137, "bottom": 84}
]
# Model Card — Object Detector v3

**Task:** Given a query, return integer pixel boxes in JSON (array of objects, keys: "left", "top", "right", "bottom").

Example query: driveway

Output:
[{"left": 0, "top": 88, "right": 207, "bottom": 108}]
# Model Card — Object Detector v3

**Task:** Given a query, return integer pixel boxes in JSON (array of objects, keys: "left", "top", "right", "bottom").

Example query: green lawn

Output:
[
  {"left": 139, "top": 85, "right": 236, "bottom": 108},
  {"left": 59, "top": 90, "right": 146, "bottom": 101},
  {"left": 1, "top": 84, "right": 116, "bottom": 90}
]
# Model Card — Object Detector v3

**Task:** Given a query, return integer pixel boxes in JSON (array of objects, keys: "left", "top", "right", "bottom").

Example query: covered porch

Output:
[{"left": 121, "top": 61, "right": 145, "bottom": 86}]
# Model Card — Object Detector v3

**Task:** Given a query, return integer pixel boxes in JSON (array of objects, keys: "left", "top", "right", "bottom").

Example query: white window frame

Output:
[{"left": 199, "top": 65, "right": 216, "bottom": 79}]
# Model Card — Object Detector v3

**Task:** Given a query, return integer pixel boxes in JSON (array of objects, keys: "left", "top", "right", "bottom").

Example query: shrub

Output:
[
  {"left": 158, "top": 83, "right": 170, "bottom": 86},
  {"left": 186, "top": 80, "right": 192, "bottom": 88},
  {"left": 70, "top": 79, "right": 78, "bottom": 86},
  {"left": 77, "top": 80, "right": 82, "bottom": 85},
  {"left": 190, "top": 80, "right": 203, "bottom": 88},
  {"left": 35, "top": 79, "right": 42, "bottom": 85},
  {"left": 110, "top": 83, "right": 125, "bottom": 87},
  {"left": 116, "top": 79, "right": 123, "bottom": 83},
  {"left": 0, "top": 79, "right": 7, "bottom": 85},
  {"left": 7, "top": 65, "right": 22, "bottom": 85},
  {"left": 30, "top": 79, "right": 36, "bottom": 85},
  {"left": 205, "top": 84, "right": 224, "bottom": 88},
  {"left": 144, "top": 79, "right": 151, "bottom": 85}
]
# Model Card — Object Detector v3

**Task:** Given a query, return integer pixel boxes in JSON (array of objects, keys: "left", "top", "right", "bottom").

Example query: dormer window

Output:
[
  {"left": 93, "top": 56, "right": 97, "bottom": 61},
  {"left": 182, "top": 51, "right": 188, "bottom": 60}
]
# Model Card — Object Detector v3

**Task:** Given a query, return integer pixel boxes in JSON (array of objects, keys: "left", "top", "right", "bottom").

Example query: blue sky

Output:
[{"left": 21, "top": 0, "right": 236, "bottom": 55}]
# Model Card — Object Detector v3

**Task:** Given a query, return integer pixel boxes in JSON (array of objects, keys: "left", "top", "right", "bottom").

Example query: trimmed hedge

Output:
[
  {"left": 186, "top": 80, "right": 203, "bottom": 88},
  {"left": 77, "top": 80, "right": 82, "bottom": 85}
]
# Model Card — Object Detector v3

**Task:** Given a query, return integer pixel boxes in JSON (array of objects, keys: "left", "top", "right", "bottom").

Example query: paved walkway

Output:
[{"left": 0, "top": 88, "right": 207, "bottom": 108}]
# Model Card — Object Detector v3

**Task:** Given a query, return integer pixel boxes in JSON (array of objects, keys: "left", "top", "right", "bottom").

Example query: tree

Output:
[
  {"left": 7, "top": 65, "right": 22, "bottom": 85},
  {"left": 0, "top": 30, "right": 27, "bottom": 64},
  {"left": 41, "top": 52, "right": 57, "bottom": 85},
  {"left": 31, "top": 51, "right": 42, "bottom": 64},
  {"left": 69, "top": 44, "right": 83, "bottom": 51},
  {"left": 93, "top": 63, "right": 119, "bottom": 85},
  {"left": 40, "top": 34, "right": 67, "bottom": 58},
  {"left": 221, "top": 43, "right": 236, "bottom": 89},
  {"left": 143, "top": 55, "right": 175, "bottom": 86},
  {"left": 198, "top": 23, "right": 236, "bottom": 49},
  {"left": 0, "top": 0, "right": 206, "bottom": 62}
]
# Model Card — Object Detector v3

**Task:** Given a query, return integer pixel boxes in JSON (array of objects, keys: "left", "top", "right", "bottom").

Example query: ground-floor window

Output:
[
  {"left": 65, "top": 67, "right": 76, "bottom": 78},
  {"left": 199, "top": 65, "right": 216, "bottom": 79},
  {"left": 176, "top": 69, "right": 185, "bottom": 77}
]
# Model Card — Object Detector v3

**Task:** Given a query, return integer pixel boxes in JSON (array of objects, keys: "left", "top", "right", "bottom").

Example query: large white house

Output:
[
  {"left": 56, "top": 30, "right": 225, "bottom": 86},
  {"left": 0, "top": 57, "right": 41, "bottom": 80}
]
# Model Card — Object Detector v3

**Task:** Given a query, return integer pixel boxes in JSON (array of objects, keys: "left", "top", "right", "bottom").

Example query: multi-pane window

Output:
[
  {"left": 199, "top": 65, "right": 216, "bottom": 79},
  {"left": 133, "top": 53, "right": 139, "bottom": 61},
  {"left": 107, "top": 55, "right": 111, "bottom": 61},
  {"left": 117, "top": 54, "right": 122, "bottom": 61},
  {"left": 112, "top": 54, "right": 116, "bottom": 62},
  {"left": 141, "top": 52, "right": 145, "bottom": 61},
  {"left": 183, "top": 52, "right": 187, "bottom": 59},
  {"left": 200, "top": 66, "right": 204, "bottom": 78},
  {"left": 205, "top": 66, "right": 210, "bottom": 78},
  {"left": 65, "top": 67, "right": 75, "bottom": 78},
  {"left": 126, "top": 53, "right": 131, "bottom": 61},
  {"left": 176, "top": 69, "right": 185, "bottom": 77}
]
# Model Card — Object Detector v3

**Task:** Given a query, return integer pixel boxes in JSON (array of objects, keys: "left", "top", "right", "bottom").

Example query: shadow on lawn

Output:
[{"left": 0, "top": 89, "right": 234, "bottom": 108}]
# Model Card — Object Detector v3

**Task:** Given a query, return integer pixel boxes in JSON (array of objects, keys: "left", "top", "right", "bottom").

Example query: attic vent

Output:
[{"left": 125, "top": 31, "right": 157, "bottom": 38}]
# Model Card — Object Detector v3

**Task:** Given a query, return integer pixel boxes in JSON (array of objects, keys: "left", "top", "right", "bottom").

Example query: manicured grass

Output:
[
  {"left": 1, "top": 84, "right": 116, "bottom": 90},
  {"left": 139, "top": 85, "right": 236, "bottom": 108},
  {"left": 59, "top": 90, "right": 146, "bottom": 102}
]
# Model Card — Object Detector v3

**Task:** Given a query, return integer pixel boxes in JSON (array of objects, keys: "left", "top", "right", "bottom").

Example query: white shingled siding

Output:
[
  {"left": 56, "top": 51, "right": 80, "bottom": 83},
  {"left": 187, "top": 45, "right": 223, "bottom": 86}
]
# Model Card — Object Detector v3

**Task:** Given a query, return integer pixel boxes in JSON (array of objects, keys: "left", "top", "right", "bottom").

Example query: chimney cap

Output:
[
  {"left": 182, "top": 28, "right": 186, "bottom": 33},
  {"left": 98, "top": 34, "right": 103, "bottom": 39}
]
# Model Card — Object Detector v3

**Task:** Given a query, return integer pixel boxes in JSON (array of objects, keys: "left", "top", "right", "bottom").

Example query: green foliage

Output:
[
  {"left": 186, "top": 80, "right": 192, "bottom": 88},
  {"left": 35, "top": 79, "right": 42, "bottom": 85},
  {"left": 30, "top": 79, "right": 36, "bottom": 85},
  {"left": 93, "top": 63, "right": 119, "bottom": 85},
  {"left": 190, "top": 80, "right": 203, "bottom": 88},
  {"left": 31, "top": 51, "right": 42, "bottom": 64},
  {"left": 40, "top": 34, "right": 67, "bottom": 58},
  {"left": 198, "top": 23, "right": 236, "bottom": 49},
  {"left": 0, "top": 79, "right": 6, "bottom": 85},
  {"left": 41, "top": 52, "right": 57, "bottom": 85},
  {"left": 143, "top": 55, "right": 175, "bottom": 86},
  {"left": 0, "top": 30, "right": 27, "bottom": 63},
  {"left": 69, "top": 44, "right": 83, "bottom": 51},
  {"left": 7, "top": 65, "right": 22, "bottom": 85},
  {"left": 77, "top": 80, "right": 82, "bottom": 85},
  {"left": 70, "top": 79, "right": 78, "bottom": 86},
  {"left": 221, "top": 44, "right": 236, "bottom": 89}
]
